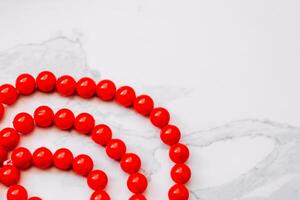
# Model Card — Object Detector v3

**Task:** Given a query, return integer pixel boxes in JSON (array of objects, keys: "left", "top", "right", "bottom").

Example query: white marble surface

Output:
[{"left": 0, "top": 1, "right": 300, "bottom": 199}]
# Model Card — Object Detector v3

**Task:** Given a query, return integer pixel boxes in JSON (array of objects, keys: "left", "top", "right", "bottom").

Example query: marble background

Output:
[{"left": 0, "top": 0, "right": 300, "bottom": 199}]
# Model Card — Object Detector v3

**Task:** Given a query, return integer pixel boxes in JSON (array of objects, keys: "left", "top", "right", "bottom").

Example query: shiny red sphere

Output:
[
  {"left": 160, "top": 125, "right": 181, "bottom": 146},
  {"left": 171, "top": 164, "right": 191, "bottom": 184},
  {"left": 36, "top": 71, "right": 56, "bottom": 93},
  {"left": 34, "top": 106, "right": 54, "bottom": 128},
  {"left": 56, "top": 75, "right": 76, "bottom": 96},
  {"left": 73, "top": 154, "right": 94, "bottom": 176},
  {"left": 0, "top": 84, "right": 18, "bottom": 105},
  {"left": 7, "top": 185, "right": 28, "bottom": 200},
  {"left": 15, "top": 73, "right": 36, "bottom": 95},
  {"left": 120, "top": 153, "right": 141, "bottom": 174},
  {"left": 28, "top": 197, "right": 42, "bottom": 200},
  {"left": 87, "top": 170, "right": 108, "bottom": 190},
  {"left": 76, "top": 77, "right": 96, "bottom": 98},
  {"left": 90, "top": 190, "right": 110, "bottom": 200},
  {"left": 0, "top": 146, "right": 8, "bottom": 165},
  {"left": 129, "top": 194, "right": 147, "bottom": 200},
  {"left": 169, "top": 143, "right": 190, "bottom": 164},
  {"left": 0, "top": 127, "right": 20, "bottom": 150},
  {"left": 91, "top": 124, "right": 112, "bottom": 146},
  {"left": 106, "top": 139, "right": 126, "bottom": 160},
  {"left": 127, "top": 173, "right": 148, "bottom": 194},
  {"left": 115, "top": 86, "right": 136, "bottom": 107},
  {"left": 53, "top": 148, "right": 74, "bottom": 170},
  {"left": 0, "top": 103, "right": 4, "bottom": 120},
  {"left": 150, "top": 107, "right": 170, "bottom": 128},
  {"left": 96, "top": 79, "right": 116, "bottom": 101},
  {"left": 11, "top": 147, "right": 32, "bottom": 170},
  {"left": 133, "top": 95, "right": 154, "bottom": 116},
  {"left": 74, "top": 113, "right": 95, "bottom": 134},
  {"left": 13, "top": 112, "right": 35, "bottom": 134},
  {"left": 54, "top": 108, "right": 75, "bottom": 130},
  {"left": 32, "top": 147, "right": 53, "bottom": 169},
  {"left": 168, "top": 184, "right": 189, "bottom": 200},
  {"left": 0, "top": 165, "right": 20, "bottom": 186}
]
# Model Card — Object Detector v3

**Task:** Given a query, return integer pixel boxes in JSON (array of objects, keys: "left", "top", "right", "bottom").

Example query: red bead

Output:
[
  {"left": 129, "top": 194, "right": 147, "bottom": 200},
  {"left": 0, "top": 84, "right": 18, "bottom": 105},
  {"left": 34, "top": 106, "right": 54, "bottom": 128},
  {"left": 96, "top": 79, "right": 116, "bottom": 101},
  {"left": 171, "top": 164, "right": 191, "bottom": 184},
  {"left": 87, "top": 170, "right": 108, "bottom": 190},
  {"left": 0, "top": 146, "right": 8, "bottom": 165},
  {"left": 0, "top": 165, "right": 20, "bottom": 186},
  {"left": 150, "top": 107, "right": 170, "bottom": 128},
  {"left": 106, "top": 139, "right": 126, "bottom": 160},
  {"left": 134, "top": 95, "right": 154, "bottom": 116},
  {"left": 53, "top": 148, "right": 74, "bottom": 170},
  {"left": 56, "top": 75, "right": 76, "bottom": 96},
  {"left": 115, "top": 86, "right": 136, "bottom": 107},
  {"left": 120, "top": 153, "right": 141, "bottom": 174},
  {"left": 76, "top": 77, "right": 96, "bottom": 98},
  {"left": 160, "top": 125, "right": 181, "bottom": 146},
  {"left": 15, "top": 73, "right": 36, "bottom": 95},
  {"left": 169, "top": 143, "right": 189, "bottom": 164},
  {"left": 13, "top": 112, "right": 35, "bottom": 134},
  {"left": 0, "top": 127, "right": 20, "bottom": 150},
  {"left": 90, "top": 190, "right": 110, "bottom": 200},
  {"left": 7, "top": 185, "right": 28, "bottom": 200},
  {"left": 91, "top": 124, "right": 112, "bottom": 146},
  {"left": 11, "top": 147, "right": 32, "bottom": 170},
  {"left": 127, "top": 173, "right": 148, "bottom": 194},
  {"left": 32, "top": 147, "right": 53, "bottom": 169},
  {"left": 74, "top": 113, "right": 95, "bottom": 134},
  {"left": 28, "top": 197, "right": 42, "bottom": 200},
  {"left": 54, "top": 108, "right": 75, "bottom": 130},
  {"left": 0, "top": 103, "right": 4, "bottom": 120},
  {"left": 36, "top": 71, "right": 56, "bottom": 92},
  {"left": 73, "top": 154, "right": 94, "bottom": 176},
  {"left": 168, "top": 184, "right": 189, "bottom": 200}
]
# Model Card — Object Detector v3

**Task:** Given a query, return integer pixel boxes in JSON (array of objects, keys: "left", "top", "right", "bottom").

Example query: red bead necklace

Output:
[{"left": 0, "top": 71, "right": 191, "bottom": 200}]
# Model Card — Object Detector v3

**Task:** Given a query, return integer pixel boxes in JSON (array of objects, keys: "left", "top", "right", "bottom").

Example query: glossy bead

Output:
[
  {"left": 168, "top": 184, "right": 189, "bottom": 200},
  {"left": 32, "top": 147, "right": 53, "bottom": 169},
  {"left": 96, "top": 79, "right": 116, "bottom": 101},
  {"left": 34, "top": 106, "right": 54, "bottom": 128},
  {"left": 127, "top": 173, "right": 148, "bottom": 194},
  {"left": 150, "top": 107, "right": 170, "bottom": 128},
  {"left": 115, "top": 86, "right": 136, "bottom": 107},
  {"left": 54, "top": 108, "right": 75, "bottom": 130},
  {"left": 0, "top": 165, "right": 20, "bottom": 186},
  {"left": 76, "top": 77, "right": 96, "bottom": 98},
  {"left": 0, "top": 146, "right": 8, "bottom": 165},
  {"left": 90, "top": 190, "right": 110, "bottom": 200},
  {"left": 15, "top": 73, "right": 36, "bottom": 95},
  {"left": 0, "top": 127, "right": 20, "bottom": 150},
  {"left": 7, "top": 185, "right": 28, "bottom": 200},
  {"left": 91, "top": 124, "right": 112, "bottom": 146},
  {"left": 169, "top": 143, "right": 189, "bottom": 164},
  {"left": 53, "top": 148, "right": 74, "bottom": 170},
  {"left": 160, "top": 125, "right": 181, "bottom": 146},
  {"left": 87, "top": 170, "right": 108, "bottom": 190},
  {"left": 171, "top": 164, "right": 191, "bottom": 184},
  {"left": 0, "top": 103, "right": 4, "bottom": 120},
  {"left": 13, "top": 112, "right": 35, "bottom": 134},
  {"left": 106, "top": 139, "right": 126, "bottom": 160},
  {"left": 133, "top": 95, "right": 154, "bottom": 116},
  {"left": 74, "top": 113, "right": 95, "bottom": 134},
  {"left": 36, "top": 71, "right": 56, "bottom": 92},
  {"left": 56, "top": 75, "right": 76, "bottom": 96},
  {"left": 0, "top": 84, "right": 18, "bottom": 105},
  {"left": 11, "top": 147, "right": 32, "bottom": 170},
  {"left": 73, "top": 154, "right": 94, "bottom": 176},
  {"left": 129, "top": 194, "right": 147, "bottom": 200},
  {"left": 120, "top": 153, "right": 141, "bottom": 174},
  {"left": 28, "top": 197, "right": 42, "bottom": 200}
]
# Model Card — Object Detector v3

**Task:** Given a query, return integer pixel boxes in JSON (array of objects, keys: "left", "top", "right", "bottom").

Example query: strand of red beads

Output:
[{"left": 0, "top": 71, "right": 191, "bottom": 200}]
